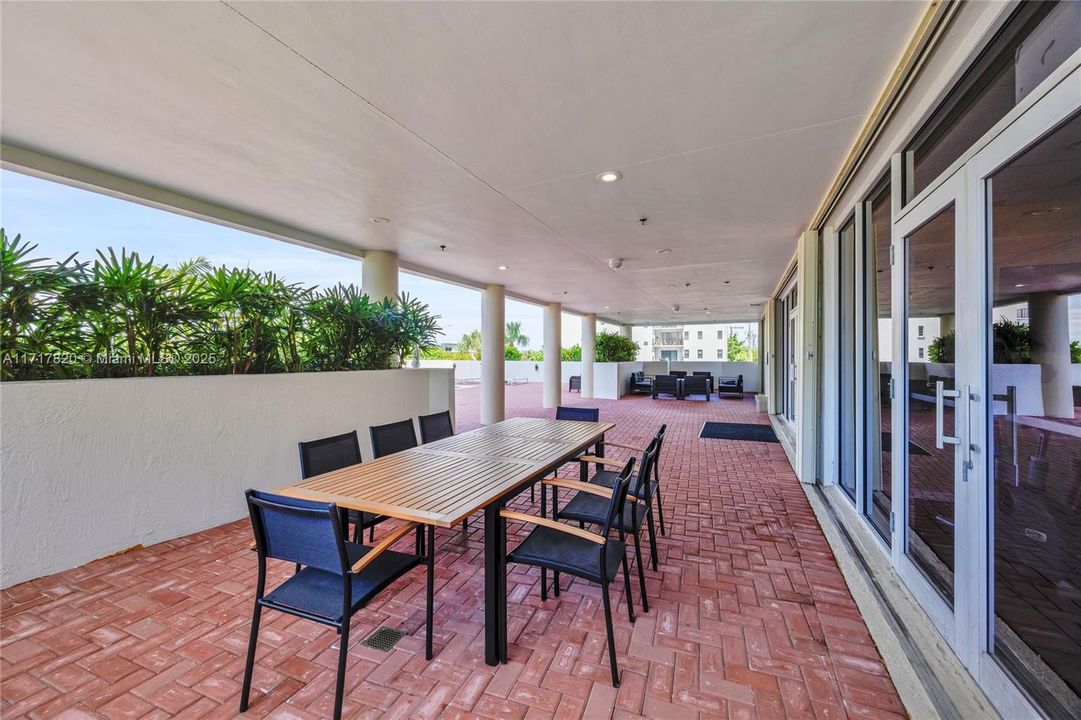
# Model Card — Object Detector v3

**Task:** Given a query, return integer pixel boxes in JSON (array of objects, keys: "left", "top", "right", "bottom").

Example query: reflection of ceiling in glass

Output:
[{"left": 902, "top": 111, "right": 1081, "bottom": 317}]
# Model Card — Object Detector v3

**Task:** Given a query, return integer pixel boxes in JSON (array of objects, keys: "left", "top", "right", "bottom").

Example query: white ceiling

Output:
[{"left": 0, "top": 1, "right": 927, "bottom": 324}]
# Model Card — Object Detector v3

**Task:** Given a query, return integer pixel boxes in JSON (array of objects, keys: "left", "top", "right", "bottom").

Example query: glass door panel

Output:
[
  {"left": 839, "top": 217, "right": 858, "bottom": 501},
  {"left": 904, "top": 203, "right": 958, "bottom": 606},
  {"left": 866, "top": 184, "right": 893, "bottom": 539},
  {"left": 988, "top": 110, "right": 1081, "bottom": 713}
]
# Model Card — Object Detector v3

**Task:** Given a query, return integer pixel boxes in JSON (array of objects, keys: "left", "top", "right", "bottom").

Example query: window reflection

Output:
[{"left": 990, "top": 111, "right": 1081, "bottom": 714}]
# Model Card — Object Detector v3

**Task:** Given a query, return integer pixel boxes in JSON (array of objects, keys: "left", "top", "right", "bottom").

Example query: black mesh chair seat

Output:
[
  {"left": 508, "top": 526, "right": 626, "bottom": 584},
  {"left": 264, "top": 546, "right": 423, "bottom": 621}
]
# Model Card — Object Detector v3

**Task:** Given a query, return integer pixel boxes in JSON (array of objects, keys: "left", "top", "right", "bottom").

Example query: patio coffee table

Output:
[{"left": 278, "top": 416, "right": 612, "bottom": 666}]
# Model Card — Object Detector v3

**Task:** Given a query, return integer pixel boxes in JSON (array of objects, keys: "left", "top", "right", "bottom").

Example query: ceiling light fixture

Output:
[
  {"left": 1014, "top": 283, "right": 1027, "bottom": 288},
  {"left": 604, "top": 305, "right": 611, "bottom": 310},
  {"left": 596, "top": 170, "right": 623, "bottom": 183},
  {"left": 498, "top": 265, "right": 508, "bottom": 271},
  {"left": 369, "top": 216, "right": 390, "bottom": 224},
  {"left": 1022, "top": 206, "right": 1062, "bottom": 216}
]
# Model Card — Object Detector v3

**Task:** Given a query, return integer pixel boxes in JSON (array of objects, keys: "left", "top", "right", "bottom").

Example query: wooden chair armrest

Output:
[
  {"left": 350, "top": 521, "right": 420, "bottom": 574},
  {"left": 542, "top": 477, "right": 612, "bottom": 499},
  {"left": 542, "top": 477, "right": 644, "bottom": 504},
  {"left": 603, "top": 441, "right": 647, "bottom": 453},
  {"left": 577, "top": 455, "right": 627, "bottom": 470},
  {"left": 499, "top": 509, "right": 605, "bottom": 544}
]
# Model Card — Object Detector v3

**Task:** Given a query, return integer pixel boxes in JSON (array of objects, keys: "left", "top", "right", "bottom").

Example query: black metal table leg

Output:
[{"left": 483, "top": 501, "right": 505, "bottom": 666}]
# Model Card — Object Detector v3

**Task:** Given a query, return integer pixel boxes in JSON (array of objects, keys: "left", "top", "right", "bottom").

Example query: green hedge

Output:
[{"left": 0, "top": 230, "right": 441, "bottom": 380}]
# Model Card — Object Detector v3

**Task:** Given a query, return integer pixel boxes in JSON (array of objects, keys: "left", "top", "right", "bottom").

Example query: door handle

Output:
[{"left": 935, "top": 380, "right": 961, "bottom": 449}]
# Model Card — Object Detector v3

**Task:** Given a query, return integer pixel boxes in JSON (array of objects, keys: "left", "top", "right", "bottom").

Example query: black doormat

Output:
[
  {"left": 881, "top": 431, "right": 931, "bottom": 457},
  {"left": 700, "top": 422, "right": 778, "bottom": 443}
]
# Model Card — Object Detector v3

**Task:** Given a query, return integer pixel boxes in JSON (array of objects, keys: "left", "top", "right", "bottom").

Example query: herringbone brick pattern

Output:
[{"left": 1, "top": 384, "right": 905, "bottom": 719}]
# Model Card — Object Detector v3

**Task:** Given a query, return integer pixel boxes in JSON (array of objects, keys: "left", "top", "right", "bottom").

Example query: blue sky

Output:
[{"left": 0, "top": 170, "right": 599, "bottom": 349}]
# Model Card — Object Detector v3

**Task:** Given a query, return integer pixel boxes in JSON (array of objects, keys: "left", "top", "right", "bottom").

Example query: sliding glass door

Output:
[{"left": 885, "top": 55, "right": 1080, "bottom": 716}]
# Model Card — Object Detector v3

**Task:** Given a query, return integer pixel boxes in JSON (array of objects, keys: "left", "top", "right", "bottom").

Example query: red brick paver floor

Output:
[{"left": 1, "top": 384, "right": 905, "bottom": 719}]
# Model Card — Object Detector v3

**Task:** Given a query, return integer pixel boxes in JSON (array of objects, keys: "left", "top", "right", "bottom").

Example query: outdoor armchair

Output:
[
  {"left": 242, "top": 490, "right": 435, "bottom": 720},
  {"left": 682, "top": 374, "right": 711, "bottom": 400},
  {"left": 299, "top": 431, "right": 387, "bottom": 543},
  {"left": 651, "top": 374, "right": 682, "bottom": 399}
]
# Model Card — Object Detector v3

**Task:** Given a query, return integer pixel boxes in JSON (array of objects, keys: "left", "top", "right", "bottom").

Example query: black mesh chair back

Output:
[
  {"left": 670, "top": 370, "right": 687, "bottom": 378},
  {"left": 247, "top": 490, "right": 347, "bottom": 574},
  {"left": 631, "top": 438, "right": 660, "bottom": 507},
  {"left": 299, "top": 431, "right": 362, "bottom": 478},
  {"left": 692, "top": 371, "right": 713, "bottom": 378},
  {"left": 556, "top": 406, "right": 600, "bottom": 422},
  {"left": 370, "top": 419, "right": 419, "bottom": 458},
  {"left": 682, "top": 374, "right": 710, "bottom": 397},
  {"left": 601, "top": 458, "right": 636, "bottom": 539},
  {"left": 418, "top": 411, "right": 454, "bottom": 444},
  {"left": 652, "top": 375, "right": 681, "bottom": 397}
]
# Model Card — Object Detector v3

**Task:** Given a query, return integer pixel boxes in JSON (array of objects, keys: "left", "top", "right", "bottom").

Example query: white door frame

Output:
[
  {"left": 890, "top": 165, "right": 967, "bottom": 648},
  {"left": 886, "top": 52, "right": 1080, "bottom": 719}
]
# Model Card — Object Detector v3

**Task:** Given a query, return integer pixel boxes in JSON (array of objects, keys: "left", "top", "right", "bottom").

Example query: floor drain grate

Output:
[{"left": 361, "top": 626, "right": 408, "bottom": 652}]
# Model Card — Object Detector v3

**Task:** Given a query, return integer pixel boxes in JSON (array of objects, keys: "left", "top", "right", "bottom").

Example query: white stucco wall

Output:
[
  {"left": 0, "top": 368, "right": 454, "bottom": 588},
  {"left": 418, "top": 360, "right": 584, "bottom": 385}
]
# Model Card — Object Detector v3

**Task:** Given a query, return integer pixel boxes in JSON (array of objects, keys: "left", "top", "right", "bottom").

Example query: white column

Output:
[
  {"left": 619, "top": 324, "right": 632, "bottom": 338},
  {"left": 1029, "top": 293, "right": 1072, "bottom": 418},
  {"left": 543, "top": 303, "right": 562, "bottom": 408},
  {"left": 581, "top": 313, "right": 597, "bottom": 399},
  {"left": 481, "top": 284, "right": 505, "bottom": 425},
  {"left": 362, "top": 250, "right": 399, "bottom": 302}
]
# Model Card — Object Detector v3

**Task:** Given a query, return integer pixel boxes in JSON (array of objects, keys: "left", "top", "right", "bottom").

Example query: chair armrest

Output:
[
  {"left": 578, "top": 455, "right": 627, "bottom": 470},
  {"left": 350, "top": 521, "right": 420, "bottom": 574},
  {"left": 545, "top": 477, "right": 644, "bottom": 504},
  {"left": 542, "top": 477, "right": 612, "bottom": 499},
  {"left": 603, "top": 441, "right": 646, "bottom": 453},
  {"left": 499, "top": 509, "right": 605, "bottom": 544}
]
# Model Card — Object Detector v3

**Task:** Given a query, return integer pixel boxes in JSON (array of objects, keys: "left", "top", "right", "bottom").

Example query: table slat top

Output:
[{"left": 278, "top": 417, "right": 613, "bottom": 527}]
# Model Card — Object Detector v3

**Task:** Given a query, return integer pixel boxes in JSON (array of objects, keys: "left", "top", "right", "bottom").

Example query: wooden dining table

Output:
[{"left": 277, "top": 415, "right": 614, "bottom": 666}]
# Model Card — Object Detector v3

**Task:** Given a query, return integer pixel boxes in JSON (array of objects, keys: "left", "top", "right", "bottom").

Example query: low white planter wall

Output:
[
  {"left": 0, "top": 368, "right": 455, "bottom": 588},
  {"left": 418, "top": 359, "right": 584, "bottom": 385},
  {"left": 668, "top": 361, "right": 761, "bottom": 392}
]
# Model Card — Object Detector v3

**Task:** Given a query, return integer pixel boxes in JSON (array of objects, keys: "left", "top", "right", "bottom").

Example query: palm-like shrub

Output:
[
  {"left": 595, "top": 331, "right": 638, "bottom": 362},
  {"left": 0, "top": 230, "right": 442, "bottom": 380}
]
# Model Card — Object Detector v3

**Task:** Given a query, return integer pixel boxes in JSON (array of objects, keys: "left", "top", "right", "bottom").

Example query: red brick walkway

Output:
[{"left": 1, "top": 384, "right": 905, "bottom": 719}]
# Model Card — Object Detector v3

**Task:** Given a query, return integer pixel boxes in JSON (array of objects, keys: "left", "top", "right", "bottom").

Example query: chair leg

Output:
[
  {"left": 239, "top": 602, "right": 262, "bottom": 712},
  {"left": 621, "top": 552, "right": 636, "bottom": 624},
  {"left": 632, "top": 532, "right": 649, "bottom": 614},
  {"left": 426, "top": 524, "right": 435, "bottom": 661},
  {"left": 531, "top": 485, "right": 535, "bottom": 503},
  {"left": 541, "top": 568, "right": 548, "bottom": 601},
  {"left": 332, "top": 620, "right": 349, "bottom": 720},
  {"left": 653, "top": 479, "right": 667, "bottom": 537},
  {"left": 645, "top": 510, "right": 659, "bottom": 571},
  {"left": 601, "top": 582, "right": 620, "bottom": 688},
  {"left": 461, "top": 518, "right": 468, "bottom": 542},
  {"left": 369, "top": 525, "right": 375, "bottom": 542},
  {"left": 553, "top": 570, "right": 560, "bottom": 597}
]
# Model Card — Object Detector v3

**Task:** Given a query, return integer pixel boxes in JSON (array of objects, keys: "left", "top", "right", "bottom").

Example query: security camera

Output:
[{"left": 608, "top": 258, "right": 623, "bottom": 270}]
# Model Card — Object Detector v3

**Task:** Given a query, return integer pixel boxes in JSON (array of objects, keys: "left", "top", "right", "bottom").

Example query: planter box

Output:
[{"left": 0, "top": 369, "right": 454, "bottom": 587}]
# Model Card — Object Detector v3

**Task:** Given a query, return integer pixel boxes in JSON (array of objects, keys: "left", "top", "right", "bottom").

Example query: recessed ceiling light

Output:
[
  {"left": 498, "top": 265, "right": 508, "bottom": 271},
  {"left": 705, "top": 309, "right": 711, "bottom": 314},
  {"left": 369, "top": 216, "right": 390, "bottom": 224},
  {"left": 656, "top": 248, "right": 672, "bottom": 254},
  {"left": 596, "top": 170, "right": 622, "bottom": 183},
  {"left": 1022, "top": 206, "right": 1061, "bottom": 216},
  {"left": 604, "top": 305, "right": 610, "bottom": 309},
  {"left": 1014, "top": 283, "right": 1027, "bottom": 288}
]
